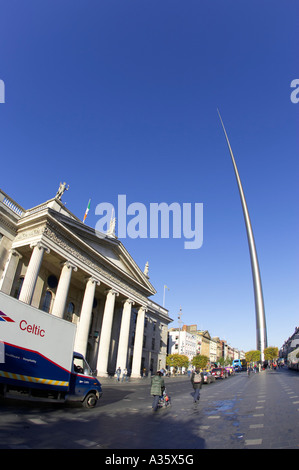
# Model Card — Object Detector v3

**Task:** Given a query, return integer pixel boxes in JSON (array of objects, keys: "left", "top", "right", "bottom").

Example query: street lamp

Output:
[{"left": 178, "top": 306, "right": 183, "bottom": 354}]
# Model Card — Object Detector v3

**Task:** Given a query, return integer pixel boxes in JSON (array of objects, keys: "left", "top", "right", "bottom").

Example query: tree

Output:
[
  {"left": 264, "top": 347, "right": 279, "bottom": 362},
  {"left": 245, "top": 350, "right": 261, "bottom": 363},
  {"left": 191, "top": 354, "right": 209, "bottom": 370},
  {"left": 218, "top": 357, "right": 225, "bottom": 366},
  {"left": 218, "top": 357, "right": 232, "bottom": 366},
  {"left": 166, "top": 354, "right": 189, "bottom": 371}
]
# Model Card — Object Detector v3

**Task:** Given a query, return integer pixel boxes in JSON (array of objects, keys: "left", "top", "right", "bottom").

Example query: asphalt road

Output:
[{"left": 0, "top": 367, "right": 298, "bottom": 450}]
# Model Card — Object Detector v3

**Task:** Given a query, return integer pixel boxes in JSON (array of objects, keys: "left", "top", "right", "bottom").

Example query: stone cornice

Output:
[{"left": 0, "top": 208, "right": 18, "bottom": 236}]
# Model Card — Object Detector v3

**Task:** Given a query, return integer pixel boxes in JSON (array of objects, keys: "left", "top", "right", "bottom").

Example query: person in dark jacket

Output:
[
  {"left": 191, "top": 368, "right": 204, "bottom": 403},
  {"left": 150, "top": 371, "right": 165, "bottom": 411}
]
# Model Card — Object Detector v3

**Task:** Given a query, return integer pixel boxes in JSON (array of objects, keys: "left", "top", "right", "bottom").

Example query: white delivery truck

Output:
[
  {"left": 287, "top": 347, "right": 299, "bottom": 371},
  {"left": 0, "top": 291, "right": 102, "bottom": 408}
]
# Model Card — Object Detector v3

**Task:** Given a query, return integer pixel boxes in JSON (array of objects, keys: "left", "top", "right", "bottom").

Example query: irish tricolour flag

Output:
[{"left": 83, "top": 199, "right": 91, "bottom": 223}]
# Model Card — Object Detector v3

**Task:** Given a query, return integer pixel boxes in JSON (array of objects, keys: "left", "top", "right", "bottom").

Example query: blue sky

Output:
[{"left": 0, "top": 0, "right": 298, "bottom": 352}]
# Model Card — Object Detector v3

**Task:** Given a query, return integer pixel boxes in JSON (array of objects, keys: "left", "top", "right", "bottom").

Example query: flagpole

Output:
[
  {"left": 217, "top": 110, "right": 267, "bottom": 360},
  {"left": 163, "top": 285, "right": 169, "bottom": 308}
]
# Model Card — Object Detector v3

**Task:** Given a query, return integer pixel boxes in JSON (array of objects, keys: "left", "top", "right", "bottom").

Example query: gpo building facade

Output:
[{"left": 0, "top": 188, "right": 172, "bottom": 377}]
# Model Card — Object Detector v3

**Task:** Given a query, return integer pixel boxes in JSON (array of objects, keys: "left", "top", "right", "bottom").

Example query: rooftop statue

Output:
[{"left": 55, "top": 182, "right": 69, "bottom": 200}]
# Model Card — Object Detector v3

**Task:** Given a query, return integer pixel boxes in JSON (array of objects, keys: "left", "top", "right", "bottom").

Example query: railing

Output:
[{"left": 0, "top": 189, "right": 24, "bottom": 217}]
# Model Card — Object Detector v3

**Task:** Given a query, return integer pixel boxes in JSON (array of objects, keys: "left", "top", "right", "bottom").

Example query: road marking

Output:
[
  {"left": 255, "top": 406, "right": 264, "bottom": 409},
  {"left": 245, "top": 439, "right": 262, "bottom": 446},
  {"left": 257, "top": 400, "right": 265, "bottom": 402},
  {"left": 253, "top": 413, "right": 264, "bottom": 417},
  {"left": 292, "top": 401, "right": 299, "bottom": 404},
  {"left": 69, "top": 417, "right": 89, "bottom": 422},
  {"left": 249, "top": 424, "right": 264, "bottom": 429},
  {"left": 208, "top": 415, "right": 220, "bottom": 419},
  {"left": 28, "top": 418, "right": 47, "bottom": 425}
]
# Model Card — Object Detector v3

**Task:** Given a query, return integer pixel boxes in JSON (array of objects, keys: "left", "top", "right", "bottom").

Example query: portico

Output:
[{"left": 0, "top": 189, "right": 172, "bottom": 377}]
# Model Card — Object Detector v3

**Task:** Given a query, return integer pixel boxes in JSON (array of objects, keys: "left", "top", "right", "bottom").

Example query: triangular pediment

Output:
[
  {"left": 199, "top": 330, "right": 211, "bottom": 340},
  {"left": 48, "top": 209, "right": 156, "bottom": 295}
]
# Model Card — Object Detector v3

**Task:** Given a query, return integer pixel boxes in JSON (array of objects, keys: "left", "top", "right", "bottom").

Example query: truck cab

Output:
[{"left": 68, "top": 352, "right": 103, "bottom": 408}]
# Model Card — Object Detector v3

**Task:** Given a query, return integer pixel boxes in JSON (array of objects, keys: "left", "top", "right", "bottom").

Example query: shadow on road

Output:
[{"left": 0, "top": 394, "right": 206, "bottom": 449}]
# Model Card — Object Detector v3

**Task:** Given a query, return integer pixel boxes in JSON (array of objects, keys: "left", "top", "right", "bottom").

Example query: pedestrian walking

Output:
[
  {"left": 121, "top": 368, "right": 128, "bottom": 382},
  {"left": 116, "top": 366, "right": 121, "bottom": 381},
  {"left": 191, "top": 368, "right": 203, "bottom": 404},
  {"left": 150, "top": 371, "right": 165, "bottom": 412}
]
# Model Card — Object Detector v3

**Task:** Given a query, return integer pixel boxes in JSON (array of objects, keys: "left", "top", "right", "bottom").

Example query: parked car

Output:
[
  {"left": 211, "top": 367, "right": 228, "bottom": 379},
  {"left": 202, "top": 371, "right": 216, "bottom": 384}
]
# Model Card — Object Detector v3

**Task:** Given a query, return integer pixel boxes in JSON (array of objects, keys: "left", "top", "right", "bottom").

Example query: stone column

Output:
[
  {"left": 51, "top": 261, "right": 77, "bottom": 318},
  {"left": 96, "top": 289, "right": 119, "bottom": 377},
  {"left": 74, "top": 277, "right": 100, "bottom": 356},
  {"left": 115, "top": 299, "right": 134, "bottom": 372},
  {"left": 131, "top": 306, "right": 147, "bottom": 378},
  {"left": 19, "top": 242, "right": 50, "bottom": 305},
  {"left": 0, "top": 249, "right": 22, "bottom": 294}
]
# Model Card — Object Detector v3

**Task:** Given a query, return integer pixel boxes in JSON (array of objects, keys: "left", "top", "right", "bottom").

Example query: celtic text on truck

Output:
[{"left": 19, "top": 320, "right": 45, "bottom": 337}]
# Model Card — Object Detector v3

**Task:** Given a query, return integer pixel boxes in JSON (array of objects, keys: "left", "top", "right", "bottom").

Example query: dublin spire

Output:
[{"left": 217, "top": 110, "right": 268, "bottom": 359}]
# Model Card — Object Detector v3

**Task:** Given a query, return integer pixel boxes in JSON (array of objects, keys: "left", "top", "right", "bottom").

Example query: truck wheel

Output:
[{"left": 83, "top": 392, "right": 98, "bottom": 409}]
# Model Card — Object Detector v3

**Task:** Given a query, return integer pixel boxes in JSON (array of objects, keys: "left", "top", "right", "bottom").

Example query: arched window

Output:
[
  {"left": 42, "top": 291, "right": 52, "bottom": 313},
  {"left": 66, "top": 302, "right": 75, "bottom": 322}
]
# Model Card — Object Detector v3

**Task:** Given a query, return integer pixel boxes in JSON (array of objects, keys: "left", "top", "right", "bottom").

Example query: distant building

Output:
[
  {"left": 209, "top": 337, "right": 217, "bottom": 363},
  {"left": 280, "top": 326, "right": 299, "bottom": 360},
  {"left": 197, "top": 330, "right": 212, "bottom": 358},
  {"left": 168, "top": 328, "right": 197, "bottom": 361},
  {"left": 169, "top": 323, "right": 244, "bottom": 364}
]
